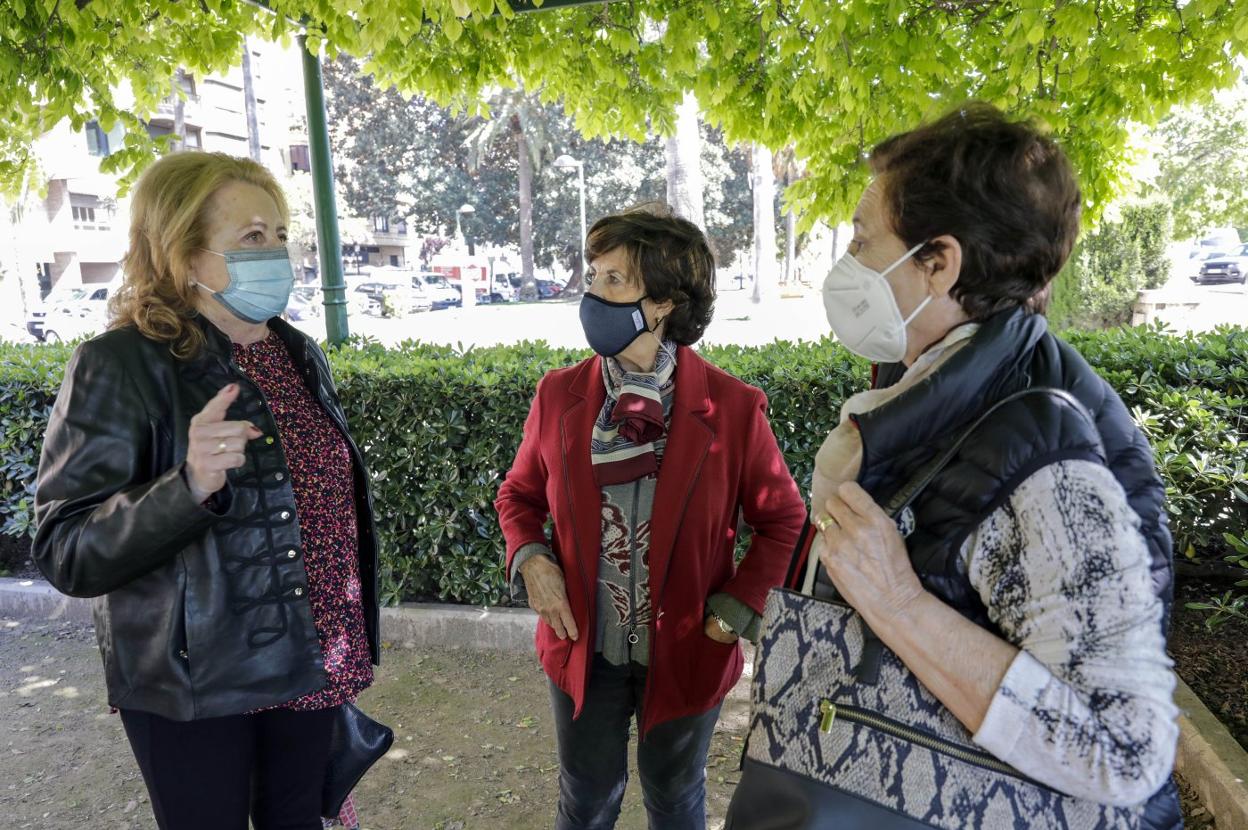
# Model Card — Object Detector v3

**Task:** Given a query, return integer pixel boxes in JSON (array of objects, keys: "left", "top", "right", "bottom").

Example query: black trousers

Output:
[
  {"left": 549, "top": 655, "right": 721, "bottom": 830},
  {"left": 119, "top": 706, "right": 335, "bottom": 830}
]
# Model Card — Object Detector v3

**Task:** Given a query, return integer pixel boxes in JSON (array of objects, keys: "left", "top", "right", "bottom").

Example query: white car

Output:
[{"left": 39, "top": 282, "right": 115, "bottom": 343}]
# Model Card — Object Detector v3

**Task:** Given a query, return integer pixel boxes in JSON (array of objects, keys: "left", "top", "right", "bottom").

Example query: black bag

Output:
[
  {"left": 726, "top": 389, "right": 1151, "bottom": 829},
  {"left": 321, "top": 702, "right": 394, "bottom": 819}
]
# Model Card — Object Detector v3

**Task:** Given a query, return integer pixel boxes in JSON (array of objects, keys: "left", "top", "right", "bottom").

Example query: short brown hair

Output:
[
  {"left": 869, "top": 103, "right": 1082, "bottom": 319},
  {"left": 585, "top": 203, "right": 717, "bottom": 346},
  {"left": 109, "top": 151, "right": 290, "bottom": 359}
]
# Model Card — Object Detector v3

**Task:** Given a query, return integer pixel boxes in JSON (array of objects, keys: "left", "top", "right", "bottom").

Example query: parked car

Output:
[
  {"left": 26, "top": 283, "right": 109, "bottom": 342},
  {"left": 38, "top": 282, "right": 115, "bottom": 343},
  {"left": 416, "top": 272, "right": 462, "bottom": 310},
  {"left": 534, "top": 278, "right": 564, "bottom": 300},
  {"left": 1194, "top": 244, "right": 1248, "bottom": 285},
  {"left": 353, "top": 279, "right": 432, "bottom": 316},
  {"left": 285, "top": 286, "right": 322, "bottom": 322}
]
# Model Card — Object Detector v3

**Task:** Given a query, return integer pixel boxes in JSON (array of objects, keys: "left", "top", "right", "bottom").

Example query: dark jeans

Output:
[
  {"left": 550, "top": 655, "right": 721, "bottom": 830},
  {"left": 119, "top": 706, "right": 335, "bottom": 830}
]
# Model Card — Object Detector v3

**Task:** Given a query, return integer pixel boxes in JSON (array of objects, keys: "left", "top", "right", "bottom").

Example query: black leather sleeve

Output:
[{"left": 32, "top": 340, "right": 227, "bottom": 598}]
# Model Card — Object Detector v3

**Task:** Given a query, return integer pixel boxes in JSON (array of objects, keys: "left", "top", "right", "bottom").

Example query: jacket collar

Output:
[
  {"left": 191, "top": 314, "right": 310, "bottom": 367},
  {"left": 854, "top": 306, "right": 1049, "bottom": 468}
]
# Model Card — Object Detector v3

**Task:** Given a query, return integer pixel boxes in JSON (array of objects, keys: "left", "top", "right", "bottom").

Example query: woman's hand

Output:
[
  {"left": 703, "top": 615, "right": 740, "bottom": 645},
  {"left": 519, "top": 555, "right": 579, "bottom": 641},
  {"left": 816, "top": 481, "right": 927, "bottom": 628},
  {"left": 185, "top": 384, "right": 262, "bottom": 503}
]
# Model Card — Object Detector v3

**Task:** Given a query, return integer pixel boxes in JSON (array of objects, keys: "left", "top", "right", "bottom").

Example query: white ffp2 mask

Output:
[{"left": 821, "top": 241, "right": 932, "bottom": 363}]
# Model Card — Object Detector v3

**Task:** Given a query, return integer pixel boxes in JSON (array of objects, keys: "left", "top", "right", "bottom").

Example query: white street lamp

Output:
[{"left": 553, "top": 155, "right": 587, "bottom": 283}]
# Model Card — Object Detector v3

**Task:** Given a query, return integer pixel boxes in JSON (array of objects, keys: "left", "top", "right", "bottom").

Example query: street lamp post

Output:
[
  {"left": 457, "top": 203, "right": 476, "bottom": 310},
  {"left": 553, "top": 155, "right": 586, "bottom": 283}
]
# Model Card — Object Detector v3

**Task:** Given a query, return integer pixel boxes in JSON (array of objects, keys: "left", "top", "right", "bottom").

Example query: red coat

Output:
[{"left": 495, "top": 346, "right": 807, "bottom": 735}]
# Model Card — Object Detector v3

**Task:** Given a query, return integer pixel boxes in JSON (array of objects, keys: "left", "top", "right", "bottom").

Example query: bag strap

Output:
[{"left": 780, "top": 386, "right": 1097, "bottom": 684}]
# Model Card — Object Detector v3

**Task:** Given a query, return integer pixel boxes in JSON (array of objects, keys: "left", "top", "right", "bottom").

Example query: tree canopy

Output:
[{"left": 4, "top": 0, "right": 1246, "bottom": 224}]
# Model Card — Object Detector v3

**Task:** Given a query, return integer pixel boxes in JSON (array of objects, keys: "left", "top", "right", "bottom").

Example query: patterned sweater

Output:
[{"left": 966, "top": 460, "right": 1179, "bottom": 805}]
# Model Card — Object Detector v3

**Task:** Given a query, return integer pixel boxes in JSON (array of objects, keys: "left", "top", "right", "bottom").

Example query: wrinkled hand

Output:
[
  {"left": 703, "top": 615, "right": 739, "bottom": 645},
  {"left": 520, "top": 555, "right": 579, "bottom": 641},
  {"left": 186, "top": 384, "right": 262, "bottom": 503},
  {"left": 816, "top": 482, "right": 927, "bottom": 627}
]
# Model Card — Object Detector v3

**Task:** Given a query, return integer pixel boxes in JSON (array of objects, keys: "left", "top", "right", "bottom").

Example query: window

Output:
[
  {"left": 373, "top": 215, "right": 390, "bottom": 233},
  {"left": 390, "top": 255, "right": 400, "bottom": 267},
  {"left": 85, "top": 122, "right": 109, "bottom": 157},
  {"left": 186, "top": 127, "right": 202, "bottom": 148},
  {"left": 85, "top": 121, "right": 125, "bottom": 157},
  {"left": 289, "top": 144, "right": 310, "bottom": 173},
  {"left": 70, "top": 195, "right": 112, "bottom": 231},
  {"left": 395, "top": 218, "right": 408, "bottom": 235}
]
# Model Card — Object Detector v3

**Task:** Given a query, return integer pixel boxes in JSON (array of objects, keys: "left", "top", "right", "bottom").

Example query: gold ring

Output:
[
  {"left": 217, "top": 441, "right": 229, "bottom": 452},
  {"left": 816, "top": 516, "right": 835, "bottom": 533}
]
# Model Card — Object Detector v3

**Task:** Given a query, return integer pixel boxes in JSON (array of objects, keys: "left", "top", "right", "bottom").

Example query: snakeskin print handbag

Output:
[{"left": 726, "top": 389, "right": 1148, "bottom": 829}]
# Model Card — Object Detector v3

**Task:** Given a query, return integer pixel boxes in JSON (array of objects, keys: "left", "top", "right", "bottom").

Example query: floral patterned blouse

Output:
[{"left": 234, "top": 332, "right": 373, "bottom": 710}]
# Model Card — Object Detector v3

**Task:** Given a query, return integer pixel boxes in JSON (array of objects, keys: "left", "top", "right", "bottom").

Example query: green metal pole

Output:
[{"left": 299, "top": 33, "right": 349, "bottom": 346}]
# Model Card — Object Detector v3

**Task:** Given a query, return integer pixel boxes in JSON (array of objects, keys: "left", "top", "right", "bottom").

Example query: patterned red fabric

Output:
[{"left": 234, "top": 333, "right": 373, "bottom": 711}]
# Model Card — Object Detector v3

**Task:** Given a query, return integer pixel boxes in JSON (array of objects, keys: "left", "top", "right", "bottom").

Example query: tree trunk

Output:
[
  {"left": 751, "top": 143, "right": 778, "bottom": 304},
  {"left": 241, "top": 38, "right": 262, "bottom": 162},
  {"left": 562, "top": 247, "right": 585, "bottom": 296},
  {"left": 783, "top": 204, "right": 797, "bottom": 284},
  {"left": 665, "top": 91, "right": 704, "bottom": 227},
  {"left": 517, "top": 117, "right": 538, "bottom": 302}
]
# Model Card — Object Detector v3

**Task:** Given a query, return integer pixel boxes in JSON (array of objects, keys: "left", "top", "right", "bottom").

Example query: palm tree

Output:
[
  {"left": 773, "top": 145, "right": 804, "bottom": 285},
  {"left": 465, "top": 87, "right": 552, "bottom": 302},
  {"left": 665, "top": 91, "right": 704, "bottom": 227}
]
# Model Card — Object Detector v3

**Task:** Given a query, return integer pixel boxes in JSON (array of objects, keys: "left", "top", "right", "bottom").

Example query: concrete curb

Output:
[
  {"left": 1175, "top": 677, "right": 1248, "bottom": 828},
  {"left": 0, "top": 577, "right": 537, "bottom": 652},
  {"left": 0, "top": 577, "right": 94, "bottom": 625}
]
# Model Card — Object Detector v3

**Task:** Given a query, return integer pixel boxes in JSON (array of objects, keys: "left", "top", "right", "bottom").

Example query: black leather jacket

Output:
[{"left": 32, "top": 316, "right": 380, "bottom": 721}]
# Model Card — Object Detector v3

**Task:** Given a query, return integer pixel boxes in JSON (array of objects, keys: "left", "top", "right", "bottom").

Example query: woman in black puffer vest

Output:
[{"left": 734, "top": 103, "right": 1180, "bottom": 828}]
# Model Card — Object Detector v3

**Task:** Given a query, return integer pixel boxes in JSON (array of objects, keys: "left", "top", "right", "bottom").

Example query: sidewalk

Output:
[{"left": 0, "top": 617, "right": 752, "bottom": 830}]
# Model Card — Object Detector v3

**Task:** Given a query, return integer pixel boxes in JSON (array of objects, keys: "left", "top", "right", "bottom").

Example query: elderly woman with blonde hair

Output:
[{"left": 33, "top": 151, "right": 379, "bottom": 830}]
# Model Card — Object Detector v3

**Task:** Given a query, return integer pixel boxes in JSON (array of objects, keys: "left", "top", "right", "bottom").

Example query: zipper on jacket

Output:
[
  {"left": 627, "top": 479, "right": 641, "bottom": 652},
  {"left": 817, "top": 700, "right": 1035, "bottom": 781}
]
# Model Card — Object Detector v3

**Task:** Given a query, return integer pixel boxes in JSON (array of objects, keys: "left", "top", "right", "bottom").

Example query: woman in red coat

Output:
[{"left": 495, "top": 205, "right": 807, "bottom": 830}]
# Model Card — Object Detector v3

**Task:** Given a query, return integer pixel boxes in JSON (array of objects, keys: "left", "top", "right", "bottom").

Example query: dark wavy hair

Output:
[
  {"left": 869, "top": 102, "right": 1083, "bottom": 319},
  {"left": 584, "top": 203, "right": 717, "bottom": 345}
]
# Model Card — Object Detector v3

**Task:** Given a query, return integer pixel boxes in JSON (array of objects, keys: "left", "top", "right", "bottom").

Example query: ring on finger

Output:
[
  {"left": 816, "top": 515, "right": 837, "bottom": 534},
  {"left": 216, "top": 441, "right": 229, "bottom": 453}
]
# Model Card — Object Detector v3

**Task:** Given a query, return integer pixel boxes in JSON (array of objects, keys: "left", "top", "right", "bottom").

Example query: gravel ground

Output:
[{"left": 0, "top": 615, "right": 1218, "bottom": 829}]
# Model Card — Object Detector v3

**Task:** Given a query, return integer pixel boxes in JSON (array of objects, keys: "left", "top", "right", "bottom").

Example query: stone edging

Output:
[
  {"left": 0, "top": 576, "right": 537, "bottom": 651},
  {"left": 4, "top": 577, "right": 1246, "bottom": 823},
  {"left": 1174, "top": 676, "right": 1248, "bottom": 828}
]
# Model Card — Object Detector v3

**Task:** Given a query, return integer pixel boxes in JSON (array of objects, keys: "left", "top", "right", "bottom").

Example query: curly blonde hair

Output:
[{"left": 109, "top": 151, "right": 290, "bottom": 359}]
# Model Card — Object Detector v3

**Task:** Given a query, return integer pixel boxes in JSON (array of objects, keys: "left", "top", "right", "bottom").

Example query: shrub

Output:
[
  {"left": 1, "top": 324, "right": 1244, "bottom": 608},
  {"left": 1048, "top": 201, "right": 1174, "bottom": 329}
]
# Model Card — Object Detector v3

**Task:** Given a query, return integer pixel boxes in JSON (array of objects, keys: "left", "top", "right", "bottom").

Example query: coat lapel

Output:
[
  {"left": 647, "top": 348, "right": 713, "bottom": 611},
  {"left": 560, "top": 357, "right": 606, "bottom": 617}
]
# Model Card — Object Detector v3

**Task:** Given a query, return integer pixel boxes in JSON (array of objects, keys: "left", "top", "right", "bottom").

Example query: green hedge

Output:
[{"left": 2, "top": 325, "right": 1246, "bottom": 607}]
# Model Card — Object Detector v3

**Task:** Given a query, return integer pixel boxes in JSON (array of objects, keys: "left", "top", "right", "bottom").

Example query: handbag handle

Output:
[{"left": 785, "top": 386, "right": 1097, "bottom": 684}]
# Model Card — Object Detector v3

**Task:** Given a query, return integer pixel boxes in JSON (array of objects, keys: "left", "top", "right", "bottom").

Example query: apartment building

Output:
[{"left": 0, "top": 38, "right": 412, "bottom": 330}]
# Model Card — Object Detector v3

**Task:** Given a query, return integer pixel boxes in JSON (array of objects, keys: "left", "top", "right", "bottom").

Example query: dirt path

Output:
[
  {"left": 0, "top": 615, "right": 1217, "bottom": 829},
  {"left": 0, "top": 618, "right": 749, "bottom": 830}
]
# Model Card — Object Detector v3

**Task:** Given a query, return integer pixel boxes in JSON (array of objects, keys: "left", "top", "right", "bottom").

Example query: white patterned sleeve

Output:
[{"left": 963, "top": 460, "right": 1179, "bottom": 806}]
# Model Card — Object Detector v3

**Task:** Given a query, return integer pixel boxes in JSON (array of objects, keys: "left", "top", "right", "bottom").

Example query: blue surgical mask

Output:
[
  {"left": 580, "top": 293, "right": 662, "bottom": 357},
  {"left": 195, "top": 247, "right": 294, "bottom": 324}
]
